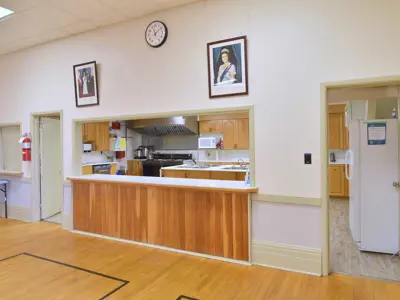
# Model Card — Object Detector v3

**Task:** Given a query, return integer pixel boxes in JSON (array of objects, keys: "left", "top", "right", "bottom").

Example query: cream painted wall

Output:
[{"left": 1, "top": 0, "right": 400, "bottom": 248}]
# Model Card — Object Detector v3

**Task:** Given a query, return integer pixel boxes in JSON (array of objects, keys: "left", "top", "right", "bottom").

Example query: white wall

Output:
[
  {"left": 2, "top": 0, "right": 400, "bottom": 248},
  {"left": 0, "top": 180, "right": 32, "bottom": 222}
]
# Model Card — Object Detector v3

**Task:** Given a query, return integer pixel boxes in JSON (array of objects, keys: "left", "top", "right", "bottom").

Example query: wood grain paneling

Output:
[
  {"left": 162, "top": 170, "right": 187, "bottom": 178},
  {"left": 236, "top": 172, "right": 246, "bottom": 181},
  {"left": 211, "top": 172, "right": 237, "bottom": 181},
  {"left": 127, "top": 160, "right": 143, "bottom": 176},
  {"left": 73, "top": 181, "right": 250, "bottom": 261},
  {"left": 186, "top": 170, "right": 211, "bottom": 179}
]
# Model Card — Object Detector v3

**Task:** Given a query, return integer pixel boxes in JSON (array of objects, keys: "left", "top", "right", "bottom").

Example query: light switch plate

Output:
[{"left": 305, "top": 153, "right": 312, "bottom": 164}]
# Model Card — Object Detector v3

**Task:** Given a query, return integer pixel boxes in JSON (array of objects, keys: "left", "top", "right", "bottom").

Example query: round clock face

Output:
[{"left": 145, "top": 21, "right": 168, "bottom": 48}]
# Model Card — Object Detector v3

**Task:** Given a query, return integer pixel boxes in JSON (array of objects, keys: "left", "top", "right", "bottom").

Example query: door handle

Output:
[{"left": 393, "top": 182, "right": 399, "bottom": 188}]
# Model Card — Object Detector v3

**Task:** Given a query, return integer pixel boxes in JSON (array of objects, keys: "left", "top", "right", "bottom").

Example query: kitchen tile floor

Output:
[
  {"left": 43, "top": 212, "right": 62, "bottom": 224},
  {"left": 330, "top": 198, "right": 400, "bottom": 281}
]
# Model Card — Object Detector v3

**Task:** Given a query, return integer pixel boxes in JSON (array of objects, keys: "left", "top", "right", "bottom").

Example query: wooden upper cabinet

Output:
[
  {"left": 329, "top": 165, "right": 344, "bottom": 196},
  {"left": 95, "top": 122, "right": 110, "bottom": 151},
  {"left": 328, "top": 113, "right": 344, "bottom": 149},
  {"left": 222, "top": 120, "right": 235, "bottom": 149},
  {"left": 199, "top": 112, "right": 250, "bottom": 150},
  {"left": 222, "top": 119, "right": 249, "bottom": 150},
  {"left": 83, "top": 123, "right": 97, "bottom": 143},
  {"left": 82, "top": 122, "right": 110, "bottom": 151},
  {"left": 234, "top": 119, "right": 249, "bottom": 149},
  {"left": 200, "top": 120, "right": 223, "bottom": 134},
  {"left": 328, "top": 104, "right": 348, "bottom": 150}
]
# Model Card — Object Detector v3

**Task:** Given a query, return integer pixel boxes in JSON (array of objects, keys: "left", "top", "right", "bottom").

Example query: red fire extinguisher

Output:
[{"left": 21, "top": 134, "right": 31, "bottom": 162}]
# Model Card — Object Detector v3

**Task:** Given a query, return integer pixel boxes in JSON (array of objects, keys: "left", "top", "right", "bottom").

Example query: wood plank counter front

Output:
[{"left": 68, "top": 175, "right": 258, "bottom": 262}]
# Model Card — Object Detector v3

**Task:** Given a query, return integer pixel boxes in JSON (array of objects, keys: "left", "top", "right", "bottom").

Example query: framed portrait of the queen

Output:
[
  {"left": 73, "top": 61, "right": 99, "bottom": 107},
  {"left": 207, "top": 36, "right": 248, "bottom": 98}
]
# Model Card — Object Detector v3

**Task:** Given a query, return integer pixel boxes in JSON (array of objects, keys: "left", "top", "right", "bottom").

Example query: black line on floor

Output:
[
  {"left": 176, "top": 296, "right": 199, "bottom": 300},
  {"left": 0, "top": 252, "right": 130, "bottom": 300},
  {"left": 0, "top": 253, "right": 24, "bottom": 263}
]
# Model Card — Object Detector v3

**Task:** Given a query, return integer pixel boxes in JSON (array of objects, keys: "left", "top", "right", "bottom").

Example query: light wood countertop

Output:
[
  {"left": 67, "top": 174, "right": 258, "bottom": 193},
  {"left": 0, "top": 171, "right": 24, "bottom": 176}
]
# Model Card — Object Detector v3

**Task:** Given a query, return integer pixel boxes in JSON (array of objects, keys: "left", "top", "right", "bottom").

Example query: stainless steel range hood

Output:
[{"left": 127, "top": 116, "right": 198, "bottom": 136}]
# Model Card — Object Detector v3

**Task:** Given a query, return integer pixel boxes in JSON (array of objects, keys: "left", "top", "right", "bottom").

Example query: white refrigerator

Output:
[{"left": 347, "top": 119, "right": 399, "bottom": 254}]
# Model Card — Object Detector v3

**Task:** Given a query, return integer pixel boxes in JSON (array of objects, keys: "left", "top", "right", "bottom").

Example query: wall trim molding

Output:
[
  {"left": 252, "top": 194, "right": 321, "bottom": 206},
  {"left": 251, "top": 240, "right": 322, "bottom": 276},
  {"left": 0, "top": 205, "right": 32, "bottom": 222}
]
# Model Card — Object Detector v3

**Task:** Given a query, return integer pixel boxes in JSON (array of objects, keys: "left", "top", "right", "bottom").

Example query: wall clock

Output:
[{"left": 145, "top": 21, "right": 168, "bottom": 48}]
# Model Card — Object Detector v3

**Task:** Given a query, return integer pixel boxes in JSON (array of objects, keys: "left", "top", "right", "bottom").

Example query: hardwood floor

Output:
[{"left": 0, "top": 219, "right": 399, "bottom": 300}]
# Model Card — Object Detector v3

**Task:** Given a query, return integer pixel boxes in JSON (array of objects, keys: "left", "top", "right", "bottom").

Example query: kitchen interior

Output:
[
  {"left": 328, "top": 85, "right": 400, "bottom": 281},
  {"left": 81, "top": 111, "right": 250, "bottom": 182}
]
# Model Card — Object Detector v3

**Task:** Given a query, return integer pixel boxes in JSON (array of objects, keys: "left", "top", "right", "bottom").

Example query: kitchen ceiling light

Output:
[{"left": 0, "top": 7, "right": 14, "bottom": 20}]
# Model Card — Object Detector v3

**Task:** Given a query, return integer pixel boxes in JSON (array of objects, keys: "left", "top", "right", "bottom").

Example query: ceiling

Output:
[{"left": 0, "top": 0, "right": 197, "bottom": 56}]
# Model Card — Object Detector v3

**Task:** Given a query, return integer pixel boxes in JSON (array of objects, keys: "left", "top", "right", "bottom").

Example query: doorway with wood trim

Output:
[
  {"left": 33, "top": 113, "right": 63, "bottom": 224},
  {"left": 324, "top": 82, "right": 400, "bottom": 281}
]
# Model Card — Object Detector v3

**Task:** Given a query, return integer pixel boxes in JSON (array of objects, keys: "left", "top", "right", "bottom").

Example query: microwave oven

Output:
[
  {"left": 198, "top": 137, "right": 217, "bottom": 149},
  {"left": 83, "top": 143, "right": 93, "bottom": 152}
]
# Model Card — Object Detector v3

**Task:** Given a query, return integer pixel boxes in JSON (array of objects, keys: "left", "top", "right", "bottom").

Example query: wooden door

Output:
[
  {"left": 163, "top": 170, "right": 187, "bottom": 178},
  {"left": 234, "top": 119, "right": 249, "bottom": 149},
  {"left": 223, "top": 120, "right": 235, "bottom": 150},
  {"left": 328, "top": 113, "right": 344, "bottom": 149},
  {"left": 200, "top": 120, "right": 222, "bottom": 133},
  {"left": 95, "top": 122, "right": 110, "bottom": 151},
  {"left": 211, "top": 171, "right": 237, "bottom": 181},
  {"left": 186, "top": 171, "right": 211, "bottom": 179},
  {"left": 329, "top": 165, "right": 344, "bottom": 196}
]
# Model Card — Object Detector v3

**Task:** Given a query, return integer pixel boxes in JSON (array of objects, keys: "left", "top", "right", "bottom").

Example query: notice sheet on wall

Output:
[{"left": 367, "top": 122, "right": 386, "bottom": 145}]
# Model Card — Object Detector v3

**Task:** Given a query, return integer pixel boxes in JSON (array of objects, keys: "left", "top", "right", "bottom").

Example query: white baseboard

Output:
[
  {"left": 0, "top": 204, "right": 31, "bottom": 222},
  {"left": 252, "top": 240, "right": 321, "bottom": 276}
]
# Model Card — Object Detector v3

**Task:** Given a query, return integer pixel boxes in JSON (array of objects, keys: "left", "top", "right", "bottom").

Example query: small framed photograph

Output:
[
  {"left": 73, "top": 61, "right": 99, "bottom": 107},
  {"left": 207, "top": 36, "right": 248, "bottom": 98}
]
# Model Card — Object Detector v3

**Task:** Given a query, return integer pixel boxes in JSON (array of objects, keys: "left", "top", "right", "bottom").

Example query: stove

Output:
[{"left": 141, "top": 153, "right": 192, "bottom": 177}]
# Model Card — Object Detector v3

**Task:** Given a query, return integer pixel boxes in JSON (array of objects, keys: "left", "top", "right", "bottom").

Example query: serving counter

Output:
[{"left": 67, "top": 175, "right": 258, "bottom": 262}]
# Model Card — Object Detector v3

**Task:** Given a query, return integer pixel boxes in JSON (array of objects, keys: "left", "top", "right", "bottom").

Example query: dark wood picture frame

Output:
[
  {"left": 207, "top": 36, "right": 249, "bottom": 99},
  {"left": 73, "top": 61, "right": 99, "bottom": 108}
]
